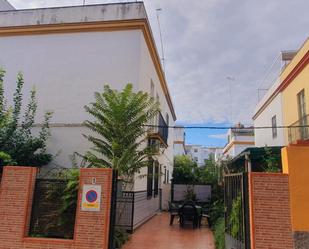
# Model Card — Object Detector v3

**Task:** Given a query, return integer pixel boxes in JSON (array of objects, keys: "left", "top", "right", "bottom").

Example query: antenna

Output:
[
  {"left": 258, "top": 88, "right": 269, "bottom": 102},
  {"left": 226, "top": 76, "right": 235, "bottom": 124},
  {"left": 156, "top": 8, "right": 166, "bottom": 75}
]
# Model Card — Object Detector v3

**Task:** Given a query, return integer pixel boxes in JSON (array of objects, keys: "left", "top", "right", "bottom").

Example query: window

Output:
[
  {"left": 272, "top": 115, "right": 277, "bottom": 139},
  {"left": 147, "top": 160, "right": 154, "bottom": 198},
  {"left": 167, "top": 170, "right": 169, "bottom": 183},
  {"left": 164, "top": 167, "right": 167, "bottom": 184},
  {"left": 150, "top": 80, "right": 154, "bottom": 98},
  {"left": 298, "top": 89, "right": 306, "bottom": 119},
  {"left": 150, "top": 81, "right": 155, "bottom": 127},
  {"left": 297, "top": 89, "right": 308, "bottom": 139},
  {"left": 154, "top": 162, "right": 159, "bottom": 197},
  {"left": 194, "top": 157, "right": 198, "bottom": 162},
  {"left": 194, "top": 149, "right": 198, "bottom": 153},
  {"left": 156, "top": 94, "right": 160, "bottom": 126}
]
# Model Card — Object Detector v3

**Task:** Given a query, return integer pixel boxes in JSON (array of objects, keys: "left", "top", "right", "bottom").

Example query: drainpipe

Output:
[{"left": 245, "top": 153, "right": 252, "bottom": 172}]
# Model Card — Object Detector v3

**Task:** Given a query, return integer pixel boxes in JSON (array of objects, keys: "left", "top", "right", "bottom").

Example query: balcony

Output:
[
  {"left": 288, "top": 115, "right": 309, "bottom": 144},
  {"left": 148, "top": 112, "right": 168, "bottom": 147}
]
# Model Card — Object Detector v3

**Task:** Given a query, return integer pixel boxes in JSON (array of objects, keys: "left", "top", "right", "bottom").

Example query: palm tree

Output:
[{"left": 83, "top": 83, "right": 160, "bottom": 184}]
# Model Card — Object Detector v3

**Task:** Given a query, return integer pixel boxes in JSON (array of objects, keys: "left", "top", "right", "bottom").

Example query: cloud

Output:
[
  {"left": 208, "top": 134, "right": 227, "bottom": 140},
  {"left": 9, "top": 0, "right": 309, "bottom": 125}
]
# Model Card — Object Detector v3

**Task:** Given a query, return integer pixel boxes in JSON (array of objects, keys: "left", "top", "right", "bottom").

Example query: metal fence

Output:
[
  {"left": 288, "top": 115, "right": 309, "bottom": 144},
  {"left": 115, "top": 190, "right": 161, "bottom": 232},
  {"left": 29, "top": 176, "right": 77, "bottom": 239},
  {"left": 224, "top": 173, "right": 250, "bottom": 249}
]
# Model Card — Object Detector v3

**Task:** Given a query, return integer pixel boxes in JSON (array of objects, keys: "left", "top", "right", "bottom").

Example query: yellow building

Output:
[
  {"left": 280, "top": 39, "right": 309, "bottom": 144},
  {"left": 279, "top": 38, "right": 309, "bottom": 244}
]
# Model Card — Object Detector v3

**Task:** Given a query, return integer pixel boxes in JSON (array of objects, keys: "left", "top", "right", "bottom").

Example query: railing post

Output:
[
  {"left": 131, "top": 192, "right": 135, "bottom": 232},
  {"left": 108, "top": 170, "right": 118, "bottom": 249}
]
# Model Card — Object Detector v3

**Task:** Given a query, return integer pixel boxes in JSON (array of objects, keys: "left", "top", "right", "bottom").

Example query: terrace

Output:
[{"left": 122, "top": 212, "right": 215, "bottom": 249}]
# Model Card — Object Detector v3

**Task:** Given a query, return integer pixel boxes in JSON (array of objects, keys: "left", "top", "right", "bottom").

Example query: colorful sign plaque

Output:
[{"left": 81, "top": 184, "right": 101, "bottom": 212}]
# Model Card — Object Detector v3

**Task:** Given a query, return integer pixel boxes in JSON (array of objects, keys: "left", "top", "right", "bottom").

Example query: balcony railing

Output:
[
  {"left": 288, "top": 115, "right": 309, "bottom": 144},
  {"left": 148, "top": 112, "right": 168, "bottom": 146}
]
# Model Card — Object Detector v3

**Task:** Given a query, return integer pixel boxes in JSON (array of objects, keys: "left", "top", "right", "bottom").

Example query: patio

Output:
[{"left": 122, "top": 212, "right": 215, "bottom": 249}]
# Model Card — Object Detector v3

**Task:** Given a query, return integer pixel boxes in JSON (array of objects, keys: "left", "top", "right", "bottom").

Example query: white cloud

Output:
[
  {"left": 8, "top": 0, "right": 309, "bottom": 125},
  {"left": 208, "top": 134, "right": 227, "bottom": 140}
]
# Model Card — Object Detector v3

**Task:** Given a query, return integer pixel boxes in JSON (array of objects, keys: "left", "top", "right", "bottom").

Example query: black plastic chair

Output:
[
  {"left": 169, "top": 202, "right": 179, "bottom": 225},
  {"left": 199, "top": 205, "right": 211, "bottom": 227},
  {"left": 178, "top": 202, "right": 198, "bottom": 228}
]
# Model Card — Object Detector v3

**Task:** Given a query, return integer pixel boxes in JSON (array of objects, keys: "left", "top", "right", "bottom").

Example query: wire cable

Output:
[{"left": 143, "top": 124, "right": 309, "bottom": 130}]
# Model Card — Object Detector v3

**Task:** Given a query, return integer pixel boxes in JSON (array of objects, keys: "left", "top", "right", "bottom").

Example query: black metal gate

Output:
[{"left": 224, "top": 173, "right": 250, "bottom": 249}]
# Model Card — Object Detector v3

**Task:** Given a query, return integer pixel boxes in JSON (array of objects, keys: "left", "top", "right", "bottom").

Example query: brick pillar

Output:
[
  {"left": 74, "top": 168, "right": 113, "bottom": 249},
  {"left": 0, "top": 166, "right": 37, "bottom": 249},
  {"left": 249, "top": 173, "right": 294, "bottom": 249},
  {"left": 0, "top": 167, "right": 113, "bottom": 249}
]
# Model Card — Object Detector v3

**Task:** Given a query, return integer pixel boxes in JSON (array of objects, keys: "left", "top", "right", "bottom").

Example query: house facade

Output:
[
  {"left": 0, "top": 2, "right": 175, "bottom": 231},
  {"left": 252, "top": 38, "right": 309, "bottom": 247},
  {"left": 253, "top": 51, "right": 297, "bottom": 147},
  {"left": 173, "top": 126, "right": 186, "bottom": 156},
  {"left": 222, "top": 123, "right": 255, "bottom": 159},
  {"left": 185, "top": 145, "right": 216, "bottom": 167}
]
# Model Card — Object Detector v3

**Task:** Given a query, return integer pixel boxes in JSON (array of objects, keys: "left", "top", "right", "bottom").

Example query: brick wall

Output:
[
  {"left": 249, "top": 173, "right": 294, "bottom": 249},
  {"left": 0, "top": 166, "right": 113, "bottom": 249}
]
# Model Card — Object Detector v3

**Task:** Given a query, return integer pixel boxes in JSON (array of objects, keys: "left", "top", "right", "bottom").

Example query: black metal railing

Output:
[
  {"left": 148, "top": 112, "right": 168, "bottom": 146},
  {"left": 115, "top": 189, "right": 161, "bottom": 233},
  {"left": 224, "top": 173, "right": 250, "bottom": 249},
  {"left": 29, "top": 178, "right": 77, "bottom": 239},
  {"left": 288, "top": 115, "right": 309, "bottom": 144},
  {"left": 158, "top": 112, "right": 168, "bottom": 145}
]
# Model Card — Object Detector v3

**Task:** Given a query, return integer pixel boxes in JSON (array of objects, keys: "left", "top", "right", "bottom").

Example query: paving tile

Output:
[{"left": 122, "top": 212, "right": 215, "bottom": 249}]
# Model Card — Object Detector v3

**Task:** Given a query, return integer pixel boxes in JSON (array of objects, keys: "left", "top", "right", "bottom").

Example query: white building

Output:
[
  {"left": 214, "top": 147, "right": 224, "bottom": 163},
  {"left": 222, "top": 123, "right": 255, "bottom": 158},
  {"left": 0, "top": 2, "right": 175, "bottom": 231},
  {"left": 173, "top": 126, "right": 186, "bottom": 156},
  {"left": 253, "top": 51, "right": 296, "bottom": 147},
  {"left": 185, "top": 145, "right": 216, "bottom": 167}
]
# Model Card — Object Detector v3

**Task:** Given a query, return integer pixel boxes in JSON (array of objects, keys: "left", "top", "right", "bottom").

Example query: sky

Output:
[{"left": 8, "top": 0, "right": 309, "bottom": 147}]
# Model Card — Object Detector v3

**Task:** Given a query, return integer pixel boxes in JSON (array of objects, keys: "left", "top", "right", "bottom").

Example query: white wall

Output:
[
  {"left": 0, "top": 31, "right": 141, "bottom": 123},
  {"left": 0, "top": 30, "right": 175, "bottom": 187},
  {"left": 173, "top": 143, "right": 186, "bottom": 156},
  {"left": 254, "top": 93, "right": 285, "bottom": 147},
  {"left": 174, "top": 127, "right": 185, "bottom": 142},
  {"left": 0, "top": 30, "right": 142, "bottom": 169},
  {"left": 133, "top": 31, "right": 175, "bottom": 191}
]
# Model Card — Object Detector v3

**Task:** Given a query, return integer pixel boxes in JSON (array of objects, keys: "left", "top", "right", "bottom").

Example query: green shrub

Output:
[
  {"left": 209, "top": 199, "right": 224, "bottom": 227},
  {"left": 0, "top": 151, "right": 15, "bottom": 167},
  {"left": 0, "top": 69, "right": 52, "bottom": 167},
  {"left": 114, "top": 227, "right": 129, "bottom": 249},
  {"left": 214, "top": 217, "right": 225, "bottom": 249},
  {"left": 229, "top": 195, "right": 242, "bottom": 238}
]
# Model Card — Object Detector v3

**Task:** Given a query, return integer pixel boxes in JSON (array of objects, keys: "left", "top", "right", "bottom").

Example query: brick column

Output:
[
  {"left": 0, "top": 166, "right": 37, "bottom": 249},
  {"left": 249, "top": 173, "right": 294, "bottom": 249},
  {"left": 0, "top": 167, "right": 113, "bottom": 249},
  {"left": 74, "top": 168, "right": 113, "bottom": 249}
]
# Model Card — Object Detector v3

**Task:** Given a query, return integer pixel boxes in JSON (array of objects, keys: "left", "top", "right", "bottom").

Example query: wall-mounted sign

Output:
[{"left": 81, "top": 184, "right": 101, "bottom": 212}]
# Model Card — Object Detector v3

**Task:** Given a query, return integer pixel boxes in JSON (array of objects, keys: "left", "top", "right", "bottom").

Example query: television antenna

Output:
[
  {"left": 156, "top": 8, "right": 166, "bottom": 75},
  {"left": 226, "top": 76, "right": 236, "bottom": 124}
]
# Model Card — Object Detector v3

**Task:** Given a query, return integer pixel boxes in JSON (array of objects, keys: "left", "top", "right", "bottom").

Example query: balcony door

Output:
[{"left": 297, "top": 90, "right": 308, "bottom": 140}]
